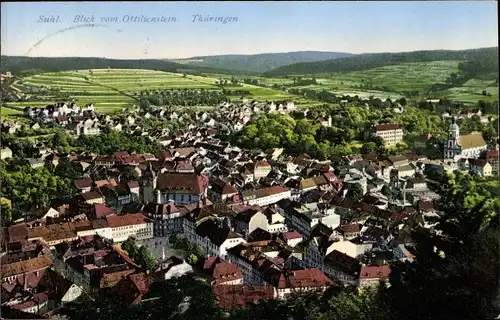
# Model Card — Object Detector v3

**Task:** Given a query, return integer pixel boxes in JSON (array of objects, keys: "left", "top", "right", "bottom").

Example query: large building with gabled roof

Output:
[{"left": 443, "top": 117, "right": 487, "bottom": 161}]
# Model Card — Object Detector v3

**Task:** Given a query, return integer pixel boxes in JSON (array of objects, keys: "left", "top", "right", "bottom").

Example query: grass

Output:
[
  {"left": 3, "top": 69, "right": 315, "bottom": 115},
  {"left": 249, "top": 60, "right": 498, "bottom": 104},
  {"left": 438, "top": 78, "right": 499, "bottom": 105}
]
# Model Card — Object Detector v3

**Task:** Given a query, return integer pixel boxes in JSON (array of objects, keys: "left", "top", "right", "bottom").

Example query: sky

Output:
[{"left": 1, "top": 1, "right": 498, "bottom": 59}]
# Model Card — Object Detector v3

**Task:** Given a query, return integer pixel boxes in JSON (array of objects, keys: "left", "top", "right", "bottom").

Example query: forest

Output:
[{"left": 263, "top": 47, "right": 498, "bottom": 77}]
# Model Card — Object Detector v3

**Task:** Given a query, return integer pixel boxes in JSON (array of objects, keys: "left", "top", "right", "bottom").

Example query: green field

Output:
[
  {"left": 4, "top": 63, "right": 496, "bottom": 116},
  {"left": 4, "top": 69, "right": 310, "bottom": 115},
  {"left": 438, "top": 78, "right": 499, "bottom": 104},
  {"left": 242, "top": 60, "right": 498, "bottom": 104}
]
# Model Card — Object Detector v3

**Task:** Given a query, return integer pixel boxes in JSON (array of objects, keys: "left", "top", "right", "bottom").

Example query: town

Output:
[
  {"left": 0, "top": 92, "right": 498, "bottom": 319},
  {"left": 1, "top": 1, "right": 499, "bottom": 319}
]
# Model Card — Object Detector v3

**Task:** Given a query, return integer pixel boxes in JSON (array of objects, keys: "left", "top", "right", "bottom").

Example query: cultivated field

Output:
[
  {"left": 235, "top": 60, "right": 498, "bottom": 104},
  {"left": 438, "top": 78, "right": 499, "bottom": 105},
  {"left": 3, "top": 69, "right": 311, "bottom": 114}
]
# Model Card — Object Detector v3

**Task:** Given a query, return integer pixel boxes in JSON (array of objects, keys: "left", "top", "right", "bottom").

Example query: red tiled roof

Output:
[
  {"left": 156, "top": 173, "right": 208, "bottom": 195},
  {"left": 254, "top": 160, "right": 271, "bottom": 167},
  {"left": 114, "top": 151, "right": 130, "bottom": 158},
  {"left": 203, "top": 256, "right": 223, "bottom": 271},
  {"left": 359, "top": 265, "right": 391, "bottom": 280},
  {"left": 74, "top": 178, "right": 93, "bottom": 189},
  {"left": 127, "top": 181, "right": 140, "bottom": 189},
  {"left": 374, "top": 123, "right": 402, "bottom": 131},
  {"left": 276, "top": 268, "right": 333, "bottom": 289},
  {"left": 241, "top": 185, "right": 290, "bottom": 199},
  {"left": 337, "top": 223, "right": 362, "bottom": 234},
  {"left": 1, "top": 256, "right": 53, "bottom": 278},
  {"left": 8, "top": 224, "right": 29, "bottom": 243},
  {"left": 484, "top": 149, "right": 499, "bottom": 160},
  {"left": 213, "top": 284, "right": 275, "bottom": 309},
  {"left": 81, "top": 191, "right": 103, "bottom": 201},
  {"left": 11, "top": 292, "right": 49, "bottom": 311},
  {"left": 106, "top": 213, "right": 151, "bottom": 228},
  {"left": 469, "top": 158, "right": 488, "bottom": 167},
  {"left": 94, "top": 204, "right": 116, "bottom": 218},
  {"left": 129, "top": 272, "right": 151, "bottom": 294},
  {"left": 283, "top": 231, "right": 303, "bottom": 241},
  {"left": 211, "top": 262, "right": 243, "bottom": 285}
]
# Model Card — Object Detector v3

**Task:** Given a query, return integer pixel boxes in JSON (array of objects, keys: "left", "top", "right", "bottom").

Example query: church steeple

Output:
[{"left": 444, "top": 116, "right": 461, "bottom": 160}]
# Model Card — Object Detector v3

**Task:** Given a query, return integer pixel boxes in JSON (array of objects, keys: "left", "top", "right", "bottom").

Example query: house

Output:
[
  {"left": 252, "top": 160, "right": 272, "bottom": 180},
  {"left": 241, "top": 186, "right": 291, "bottom": 206},
  {"left": 195, "top": 219, "right": 246, "bottom": 258},
  {"left": 1, "top": 255, "right": 53, "bottom": 283},
  {"left": 371, "top": 123, "right": 404, "bottom": 145},
  {"left": 467, "top": 158, "right": 493, "bottom": 177},
  {"left": 113, "top": 272, "right": 152, "bottom": 305},
  {"left": 95, "top": 156, "right": 115, "bottom": 168},
  {"left": 481, "top": 148, "right": 499, "bottom": 176},
  {"left": 281, "top": 231, "right": 303, "bottom": 247},
  {"left": 74, "top": 178, "right": 93, "bottom": 193},
  {"left": 1, "top": 147, "right": 13, "bottom": 160},
  {"left": 8, "top": 292, "right": 49, "bottom": 316},
  {"left": 155, "top": 255, "right": 193, "bottom": 281},
  {"left": 459, "top": 109, "right": 482, "bottom": 119},
  {"left": 208, "top": 178, "right": 239, "bottom": 202},
  {"left": 319, "top": 116, "right": 332, "bottom": 127},
  {"left": 75, "top": 119, "right": 101, "bottom": 136},
  {"left": 234, "top": 208, "right": 269, "bottom": 239},
  {"left": 99, "top": 181, "right": 140, "bottom": 207},
  {"left": 106, "top": 213, "right": 154, "bottom": 242},
  {"left": 80, "top": 191, "right": 105, "bottom": 205},
  {"left": 270, "top": 268, "right": 333, "bottom": 299},
  {"left": 323, "top": 250, "right": 362, "bottom": 285},
  {"left": 27, "top": 158, "right": 45, "bottom": 168},
  {"left": 43, "top": 269, "right": 83, "bottom": 308},
  {"left": 358, "top": 265, "right": 391, "bottom": 289},
  {"left": 204, "top": 257, "right": 244, "bottom": 286}
]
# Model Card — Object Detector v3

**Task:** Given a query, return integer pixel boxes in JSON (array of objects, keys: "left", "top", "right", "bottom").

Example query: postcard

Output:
[{"left": 0, "top": 2, "right": 499, "bottom": 320}]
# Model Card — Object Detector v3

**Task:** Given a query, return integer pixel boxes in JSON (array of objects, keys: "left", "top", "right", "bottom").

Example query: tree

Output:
[
  {"left": 121, "top": 236, "right": 138, "bottom": 258},
  {"left": 387, "top": 174, "right": 500, "bottom": 320},
  {"left": 381, "top": 185, "right": 391, "bottom": 197},
  {"left": 136, "top": 245, "right": 156, "bottom": 272},
  {"left": 1, "top": 202, "right": 12, "bottom": 227},
  {"left": 51, "top": 130, "right": 71, "bottom": 151},
  {"left": 169, "top": 233, "right": 179, "bottom": 247},
  {"left": 361, "top": 142, "right": 377, "bottom": 154},
  {"left": 186, "top": 253, "right": 198, "bottom": 265},
  {"left": 347, "top": 183, "right": 364, "bottom": 202},
  {"left": 120, "top": 166, "right": 139, "bottom": 183}
]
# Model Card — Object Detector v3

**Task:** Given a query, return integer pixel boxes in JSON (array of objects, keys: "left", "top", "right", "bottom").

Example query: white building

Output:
[
  {"left": 371, "top": 123, "right": 404, "bottom": 145},
  {"left": 443, "top": 118, "right": 487, "bottom": 161},
  {"left": 241, "top": 186, "right": 292, "bottom": 207},
  {"left": 105, "top": 213, "right": 154, "bottom": 242}
]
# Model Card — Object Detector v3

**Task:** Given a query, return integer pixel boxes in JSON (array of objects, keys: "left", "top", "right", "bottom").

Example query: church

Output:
[
  {"left": 443, "top": 117, "right": 487, "bottom": 161},
  {"left": 140, "top": 162, "right": 208, "bottom": 205}
]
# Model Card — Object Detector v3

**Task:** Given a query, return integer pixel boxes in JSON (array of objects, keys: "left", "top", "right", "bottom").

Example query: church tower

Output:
[
  {"left": 141, "top": 162, "right": 157, "bottom": 204},
  {"left": 444, "top": 117, "right": 461, "bottom": 160}
]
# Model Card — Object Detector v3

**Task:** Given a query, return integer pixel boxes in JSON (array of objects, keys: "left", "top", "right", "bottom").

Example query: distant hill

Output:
[
  {"left": 263, "top": 47, "right": 499, "bottom": 77},
  {"left": 0, "top": 56, "right": 235, "bottom": 76},
  {"left": 169, "top": 51, "right": 355, "bottom": 74}
]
